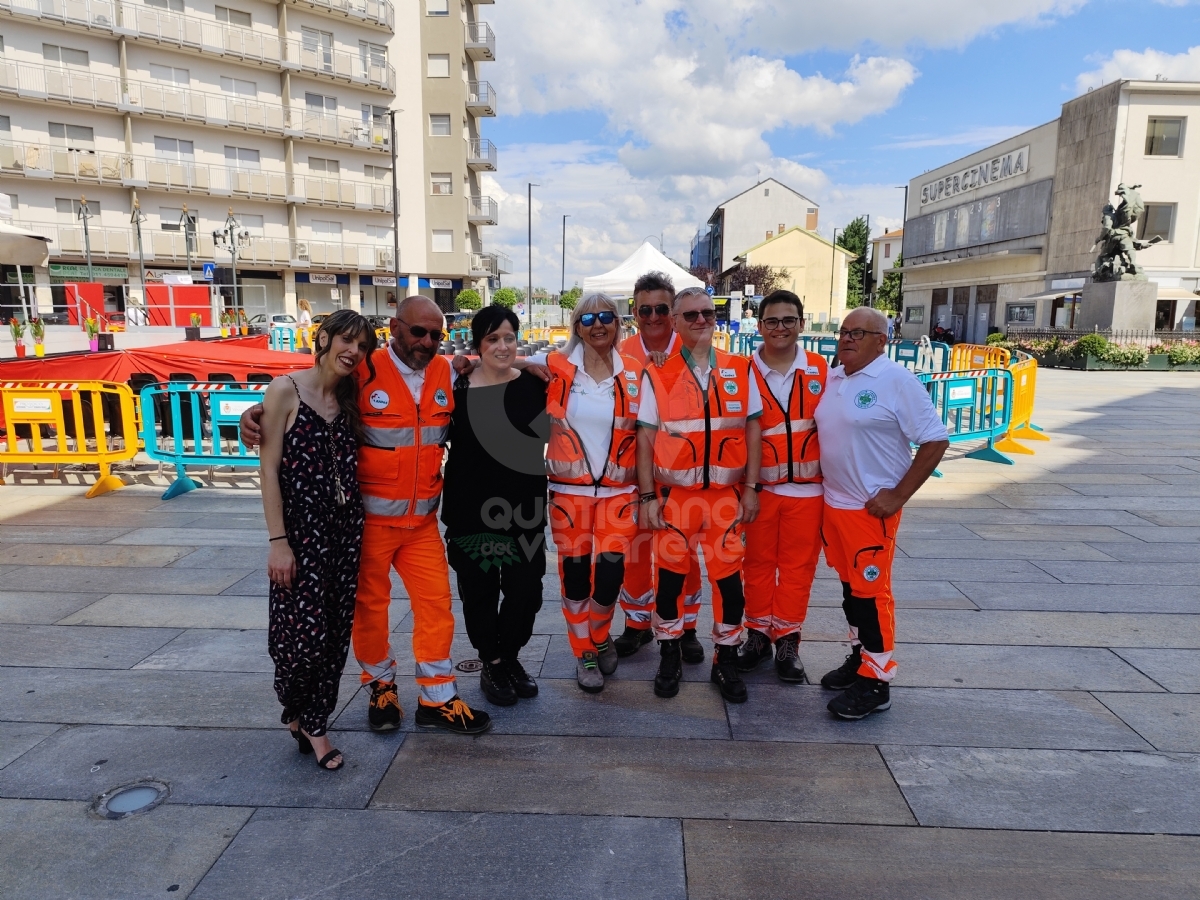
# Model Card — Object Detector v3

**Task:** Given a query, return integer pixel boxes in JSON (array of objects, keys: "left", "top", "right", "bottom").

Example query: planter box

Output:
[
  {"left": 1171, "top": 363, "right": 1200, "bottom": 371},
  {"left": 1085, "top": 354, "right": 1152, "bottom": 371},
  {"left": 184, "top": 326, "right": 202, "bottom": 341},
  {"left": 1147, "top": 354, "right": 1170, "bottom": 370}
]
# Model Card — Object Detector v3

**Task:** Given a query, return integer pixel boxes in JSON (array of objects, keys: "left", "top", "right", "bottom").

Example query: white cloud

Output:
[
  {"left": 880, "top": 126, "right": 1037, "bottom": 150},
  {"left": 1077, "top": 45, "right": 1200, "bottom": 92}
]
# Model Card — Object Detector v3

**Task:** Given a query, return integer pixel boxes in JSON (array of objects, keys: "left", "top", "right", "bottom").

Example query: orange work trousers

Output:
[
  {"left": 653, "top": 485, "right": 745, "bottom": 645},
  {"left": 549, "top": 491, "right": 639, "bottom": 657},
  {"left": 620, "top": 520, "right": 702, "bottom": 632},
  {"left": 821, "top": 504, "right": 902, "bottom": 682},
  {"left": 353, "top": 516, "right": 457, "bottom": 706},
  {"left": 743, "top": 491, "right": 823, "bottom": 641}
]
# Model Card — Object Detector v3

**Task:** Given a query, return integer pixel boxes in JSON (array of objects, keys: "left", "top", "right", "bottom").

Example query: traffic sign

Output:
[
  {"left": 201, "top": 262, "right": 215, "bottom": 281},
  {"left": 705, "top": 285, "right": 715, "bottom": 296}
]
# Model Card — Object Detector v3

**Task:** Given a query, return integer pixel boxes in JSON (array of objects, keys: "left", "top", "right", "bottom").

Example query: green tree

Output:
[
  {"left": 559, "top": 284, "right": 582, "bottom": 310},
  {"left": 491, "top": 286, "right": 521, "bottom": 308},
  {"left": 454, "top": 288, "right": 481, "bottom": 311},
  {"left": 874, "top": 255, "right": 902, "bottom": 312},
  {"left": 836, "top": 216, "right": 871, "bottom": 308},
  {"left": 726, "top": 263, "right": 787, "bottom": 297}
]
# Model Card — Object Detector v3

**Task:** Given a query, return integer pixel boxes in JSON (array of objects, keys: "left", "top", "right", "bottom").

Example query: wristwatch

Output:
[{"left": 744, "top": 483, "right": 764, "bottom": 493}]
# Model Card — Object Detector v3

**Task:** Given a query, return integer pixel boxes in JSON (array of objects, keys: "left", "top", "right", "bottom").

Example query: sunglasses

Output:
[
  {"left": 397, "top": 317, "right": 444, "bottom": 342},
  {"left": 761, "top": 316, "right": 800, "bottom": 330},
  {"left": 679, "top": 309, "right": 716, "bottom": 323},
  {"left": 637, "top": 304, "right": 670, "bottom": 317},
  {"left": 579, "top": 311, "right": 616, "bottom": 327}
]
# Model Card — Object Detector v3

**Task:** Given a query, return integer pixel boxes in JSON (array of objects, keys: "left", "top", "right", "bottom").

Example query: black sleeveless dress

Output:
[{"left": 268, "top": 378, "right": 365, "bottom": 737}]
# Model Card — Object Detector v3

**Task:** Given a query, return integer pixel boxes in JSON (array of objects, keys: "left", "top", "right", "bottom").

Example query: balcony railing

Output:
[
  {"left": 466, "top": 138, "right": 497, "bottom": 171},
  {"left": 0, "top": 0, "right": 116, "bottom": 31},
  {"left": 467, "top": 81, "right": 496, "bottom": 117},
  {"left": 468, "top": 195, "right": 498, "bottom": 225},
  {"left": 490, "top": 250, "right": 512, "bottom": 274},
  {"left": 284, "top": 0, "right": 394, "bottom": 32},
  {"left": 464, "top": 21, "right": 495, "bottom": 61},
  {"left": 288, "top": 174, "right": 392, "bottom": 211},
  {"left": 18, "top": 221, "right": 395, "bottom": 270}
]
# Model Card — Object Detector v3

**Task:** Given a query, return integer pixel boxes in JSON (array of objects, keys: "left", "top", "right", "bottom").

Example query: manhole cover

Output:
[
  {"left": 92, "top": 781, "right": 169, "bottom": 819},
  {"left": 455, "top": 658, "right": 483, "bottom": 673}
]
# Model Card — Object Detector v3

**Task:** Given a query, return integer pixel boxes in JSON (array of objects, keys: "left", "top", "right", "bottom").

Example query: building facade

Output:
[
  {"left": 0, "top": 0, "right": 506, "bottom": 320},
  {"left": 733, "top": 226, "right": 854, "bottom": 325},
  {"left": 870, "top": 227, "right": 902, "bottom": 288},
  {"left": 690, "top": 178, "right": 819, "bottom": 275},
  {"left": 899, "top": 80, "right": 1200, "bottom": 339}
]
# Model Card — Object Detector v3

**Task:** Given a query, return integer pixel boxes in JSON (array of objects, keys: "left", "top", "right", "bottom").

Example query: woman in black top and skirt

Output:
[{"left": 442, "top": 305, "right": 549, "bottom": 706}]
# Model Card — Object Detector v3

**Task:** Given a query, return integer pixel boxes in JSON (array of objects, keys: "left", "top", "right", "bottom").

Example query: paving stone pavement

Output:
[{"left": 1, "top": 370, "right": 1199, "bottom": 898}]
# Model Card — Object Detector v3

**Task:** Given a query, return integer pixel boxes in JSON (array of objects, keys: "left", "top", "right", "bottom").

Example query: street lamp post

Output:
[
  {"left": 213, "top": 208, "right": 252, "bottom": 321},
  {"left": 388, "top": 109, "right": 400, "bottom": 285},
  {"left": 132, "top": 199, "right": 147, "bottom": 323},
  {"left": 828, "top": 226, "right": 840, "bottom": 323},
  {"left": 862, "top": 213, "right": 871, "bottom": 307},
  {"left": 560, "top": 214, "right": 570, "bottom": 298},
  {"left": 895, "top": 185, "right": 908, "bottom": 311},
  {"left": 179, "top": 204, "right": 196, "bottom": 281},
  {"left": 527, "top": 182, "right": 538, "bottom": 335},
  {"left": 78, "top": 195, "right": 94, "bottom": 282}
]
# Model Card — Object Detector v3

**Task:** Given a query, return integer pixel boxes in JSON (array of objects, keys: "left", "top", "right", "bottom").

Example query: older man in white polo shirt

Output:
[{"left": 815, "top": 307, "right": 949, "bottom": 719}]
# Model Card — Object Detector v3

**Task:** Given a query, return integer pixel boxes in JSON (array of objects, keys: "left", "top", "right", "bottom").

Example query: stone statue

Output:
[{"left": 1091, "top": 183, "right": 1162, "bottom": 281}]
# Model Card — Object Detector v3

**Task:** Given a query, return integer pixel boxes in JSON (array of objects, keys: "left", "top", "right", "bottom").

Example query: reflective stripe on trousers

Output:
[
  {"left": 362, "top": 494, "right": 441, "bottom": 518},
  {"left": 619, "top": 585, "right": 654, "bottom": 625},
  {"left": 357, "top": 650, "right": 397, "bottom": 685},
  {"left": 415, "top": 658, "right": 457, "bottom": 705}
]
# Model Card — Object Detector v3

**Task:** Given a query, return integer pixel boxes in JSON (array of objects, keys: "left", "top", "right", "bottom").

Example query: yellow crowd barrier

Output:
[
  {"left": 995, "top": 354, "right": 1050, "bottom": 454},
  {"left": 547, "top": 326, "right": 571, "bottom": 345},
  {"left": 950, "top": 343, "right": 1012, "bottom": 370},
  {"left": 712, "top": 330, "right": 730, "bottom": 351},
  {"left": 0, "top": 381, "right": 138, "bottom": 497}
]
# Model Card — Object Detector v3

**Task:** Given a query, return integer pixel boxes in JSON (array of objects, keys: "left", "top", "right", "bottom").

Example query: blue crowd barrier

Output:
[
  {"left": 917, "top": 367, "right": 1013, "bottom": 466},
  {"left": 269, "top": 327, "right": 296, "bottom": 352},
  {"left": 139, "top": 381, "right": 266, "bottom": 499}
]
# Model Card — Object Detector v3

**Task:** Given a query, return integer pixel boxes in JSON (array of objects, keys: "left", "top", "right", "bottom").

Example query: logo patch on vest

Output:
[
  {"left": 722, "top": 380, "right": 738, "bottom": 396},
  {"left": 719, "top": 368, "right": 737, "bottom": 377},
  {"left": 854, "top": 390, "right": 878, "bottom": 409},
  {"left": 863, "top": 564, "right": 881, "bottom": 582},
  {"left": 434, "top": 388, "right": 449, "bottom": 407},
  {"left": 808, "top": 379, "right": 823, "bottom": 395},
  {"left": 627, "top": 384, "right": 639, "bottom": 397},
  {"left": 727, "top": 401, "right": 742, "bottom": 412},
  {"left": 369, "top": 390, "right": 389, "bottom": 410}
]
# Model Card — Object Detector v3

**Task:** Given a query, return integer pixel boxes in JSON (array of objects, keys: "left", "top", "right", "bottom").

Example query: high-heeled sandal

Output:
[
  {"left": 289, "top": 724, "right": 313, "bottom": 755},
  {"left": 315, "top": 749, "right": 344, "bottom": 771}
]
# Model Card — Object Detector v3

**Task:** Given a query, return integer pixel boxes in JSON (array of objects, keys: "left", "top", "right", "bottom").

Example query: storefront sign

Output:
[
  {"left": 308, "top": 273, "right": 338, "bottom": 285},
  {"left": 429, "top": 278, "right": 453, "bottom": 290},
  {"left": 920, "top": 145, "right": 1029, "bottom": 206},
  {"left": 372, "top": 276, "right": 397, "bottom": 287},
  {"left": 48, "top": 264, "right": 128, "bottom": 281}
]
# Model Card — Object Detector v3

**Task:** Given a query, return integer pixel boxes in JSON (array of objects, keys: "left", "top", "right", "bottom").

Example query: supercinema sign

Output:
[{"left": 921, "top": 145, "right": 1029, "bottom": 206}]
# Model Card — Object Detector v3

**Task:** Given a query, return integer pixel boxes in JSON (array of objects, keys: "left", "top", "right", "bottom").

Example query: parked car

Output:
[
  {"left": 366, "top": 315, "right": 392, "bottom": 331},
  {"left": 310, "top": 313, "right": 330, "bottom": 327},
  {"left": 106, "top": 312, "right": 126, "bottom": 332},
  {"left": 249, "top": 314, "right": 297, "bottom": 326}
]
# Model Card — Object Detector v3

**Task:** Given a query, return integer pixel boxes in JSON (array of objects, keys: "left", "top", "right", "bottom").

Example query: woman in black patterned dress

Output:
[{"left": 260, "top": 310, "right": 377, "bottom": 771}]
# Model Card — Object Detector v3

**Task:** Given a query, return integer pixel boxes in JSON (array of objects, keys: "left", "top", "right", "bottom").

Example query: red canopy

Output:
[{"left": 0, "top": 336, "right": 311, "bottom": 385}]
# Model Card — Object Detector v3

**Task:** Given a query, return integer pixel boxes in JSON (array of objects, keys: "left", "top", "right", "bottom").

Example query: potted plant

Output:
[
  {"left": 238, "top": 309, "right": 248, "bottom": 335},
  {"left": 84, "top": 317, "right": 100, "bottom": 352},
  {"left": 219, "top": 310, "right": 232, "bottom": 338},
  {"left": 29, "top": 317, "right": 45, "bottom": 357},
  {"left": 9, "top": 318, "right": 26, "bottom": 358},
  {"left": 185, "top": 312, "right": 202, "bottom": 341}
]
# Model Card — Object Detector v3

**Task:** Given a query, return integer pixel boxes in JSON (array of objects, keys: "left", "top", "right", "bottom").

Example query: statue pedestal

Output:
[{"left": 1079, "top": 281, "right": 1158, "bottom": 331}]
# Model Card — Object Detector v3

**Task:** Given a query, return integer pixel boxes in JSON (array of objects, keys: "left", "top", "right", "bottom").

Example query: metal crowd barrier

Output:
[
  {"left": 918, "top": 368, "right": 1014, "bottom": 465},
  {"left": 995, "top": 352, "right": 1049, "bottom": 455},
  {"left": 950, "top": 342, "right": 1011, "bottom": 371},
  {"left": 139, "top": 381, "right": 265, "bottom": 499},
  {"left": 269, "top": 327, "right": 296, "bottom": 352},
  {"left": 0, "top": 380, "right": 138, "bottom": 497}
]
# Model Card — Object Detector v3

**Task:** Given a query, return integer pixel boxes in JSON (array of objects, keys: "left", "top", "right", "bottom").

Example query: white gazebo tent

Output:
[
  {"left": 581, "top": 241, "right": 703, "bottom": 297},
  {"left": 0, "top": 218, "right": 51, "bottom": 321}
]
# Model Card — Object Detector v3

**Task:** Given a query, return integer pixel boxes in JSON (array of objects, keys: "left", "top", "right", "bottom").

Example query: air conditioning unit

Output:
[
  {"left": 294, "top": 241, "right": 310, "bottom": 262},
  {"left": 376, "top": 248, "right": 394, "bottom": 268}
]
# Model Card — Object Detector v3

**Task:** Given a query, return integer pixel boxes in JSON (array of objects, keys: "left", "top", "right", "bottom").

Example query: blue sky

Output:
[{"left": 478, "top": 0, "right": 1200, "bottom": 292}]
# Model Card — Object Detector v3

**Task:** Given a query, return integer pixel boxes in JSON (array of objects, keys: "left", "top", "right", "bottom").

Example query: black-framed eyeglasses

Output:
[
  {"left": 638, "top": 304, "right": 670, "bottom": 317},
  {"left": 838, "top": 328, "right": 883, "bottom": 341},
  {"left": 761, "top": 316, "right": 800, "bottom": 331},
  {"left": 397, "top": 317, "right": 444, "bottom": 342},
  {"left": 579, "top": 311, "right": 616, "bottom": 327},
  {"left": 679, "top": 309, "right": 716, "bottom": 323}
]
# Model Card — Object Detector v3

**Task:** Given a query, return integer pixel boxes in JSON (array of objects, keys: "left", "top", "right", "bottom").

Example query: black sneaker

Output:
[
  {"left": 653, "top": 639, "right": 682, "bottom": 698},
  {"left": 480, "top": 660, "right": 517, "bottom": 707},
  {"left": 503, "top": 658, "right": 538, "bottom": 699},
  {"left": 367, "top": 681, "right": 402, "bottom": 732},
  {"left": 614, "top": 624, "right": 653, "bottom": 658},
  {"left": 828, "top": 677, "right": 890, "bottom": 719},
  {"left": 679, "top": 628, "right": 706, "bottom": 665},
  {"left": 710, "top": 644, "right": 748, "bottom": 704},
  {"left": 774, "top": 633, "right": 807, "bottom": 684},
  {"left": 820, "top": 646, "right": 863, "bottom": 691},
  {"left": 736, "top": 628, "right": 772, "bottom": 672},
  {"left": 414, "top": 696, "right": 492, "bottom": 734}
]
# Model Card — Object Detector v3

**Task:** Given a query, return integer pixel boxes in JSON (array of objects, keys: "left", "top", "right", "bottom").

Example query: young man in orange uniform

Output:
[
  {"left": 242, "top": 296, "right": 490, "bottom": 736},
  {"left": 614, "top": 272, "right": 705, "bottom": 665},
  {"left": 737, "top": 290, "right": 827, "bottom": 684},
  {"left": 637, "top": 286, "right": 763, "bottom": 703}
]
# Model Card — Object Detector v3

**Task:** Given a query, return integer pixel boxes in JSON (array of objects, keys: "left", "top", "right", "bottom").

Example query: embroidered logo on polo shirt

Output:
[
  {"left": 369, "top": 390, "right": 390, "bottom": 409},
  {"left": 854, "top": 390, "right": 877, "bottom": 409},
  {"left": 722, "top": 381, "right": 738, "bottom": 395},
  {"left": 434, "top": 388, "right": 449, "bottom": 407},
  {"left": 863, "top": 565, "right": 881, "bottom": 582},
  {"left": 808, "top": 380, "right": 822, "bottom": 395}
]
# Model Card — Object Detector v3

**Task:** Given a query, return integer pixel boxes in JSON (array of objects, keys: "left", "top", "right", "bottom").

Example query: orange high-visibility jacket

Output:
[
  {"left": 753, "top": 350, "right": 826, "bottom": 486},
  {"left": 619, "top": 331, "right": 679, "bottom": 365},
  {"left": 545, "top": 351, "right": 644, "bottom": 487},
  {"left": 355, "top": 349, "right": 453, "bottom": 526},
  {"left": 645, "top": 347, "right": 750, "bottom": 490}
]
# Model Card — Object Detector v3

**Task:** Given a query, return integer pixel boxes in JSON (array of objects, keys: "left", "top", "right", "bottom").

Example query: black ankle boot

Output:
[
  {"left": 654, "top": 639, "right": 683, "bottom": 698},
  {"left": 710, "top": 644, "right": 748, "bottom": 703},
  {"left": 679, "top": 628, "right": 705, "bottom": 664},
  {"left": 480, "top": 660, "right": 517, "bottom": 706}
]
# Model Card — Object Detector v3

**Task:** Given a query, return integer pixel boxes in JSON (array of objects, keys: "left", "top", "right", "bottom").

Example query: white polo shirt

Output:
[
  {"left": 752, "top": 347, "right": 823, "bottom": 500},
  {"left": 387, "top": 342, "right": 427, "bottom": 400},
  {"left": 814, "top": 353, "right": 948, "bottom": 510},
  {"left": 529, "top": 346, "right": 633, "bottom": 498}
]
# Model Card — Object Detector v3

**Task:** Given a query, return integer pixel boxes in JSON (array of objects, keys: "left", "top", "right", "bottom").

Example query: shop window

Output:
[
  {"left": 904, "top": 306, "right": 924, "bottom": 324},
  {"left": 1006, "top": 304, "right": 1035, "bottom": 324},
  {"left": 431, "top": 230, "right": 453, "bottom": 253},
  {"left": 214, "top": 5, "right": 251, "bottom": 26},
  {"left": 1138, "top": 204, "right": 1175, "bottom": 242},
  {"left": 1145, "top": 118, "right": 1183, "bottom": 156}
]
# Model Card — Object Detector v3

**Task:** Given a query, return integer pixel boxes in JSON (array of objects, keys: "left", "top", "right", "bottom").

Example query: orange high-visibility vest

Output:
[
  {"left": 646, "top": 347, "right": 750, "bottom": 490},
  {"left": 753, "top": 350, "right": 826, "bottom": 486},
  {"left": 355, "top": 349, "right": 453, "bottom": 526},
  {"left": 619, "top": 331, "right": 679, "bottom": 365},
  {"left": 545, "top": 351, "right": 644, "bottom": 487}
]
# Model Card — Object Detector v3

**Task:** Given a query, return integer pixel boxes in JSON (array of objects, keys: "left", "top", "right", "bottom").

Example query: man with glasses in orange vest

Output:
[
  {"left": 241, "top": 296, "right": 490, "bottom": 736},
  {"left": 736, "top": 289, "right": 826, "bottom": 684},
  {"left": 637, "top": 286, "right": 763, "bottom": 703},
  {"left": 816, "top": 307, "right": 948, "bottom": 719},
  {"left": 614, "top": 271, "right": 706, "bottom": 665}
]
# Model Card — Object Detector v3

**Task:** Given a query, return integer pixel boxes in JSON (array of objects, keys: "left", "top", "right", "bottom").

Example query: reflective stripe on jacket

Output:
[
  {"left": 753, "top": 349, "right": 826, "bottom": 486},
  {"left": 356, "top": 349, "right": 453, "bottom": 526},
  {"left": 545, "top": 350, "right": 644, "bottom": 487},
  {"left": 646, "top": 348, "right": 749, "bottom": 490}
]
